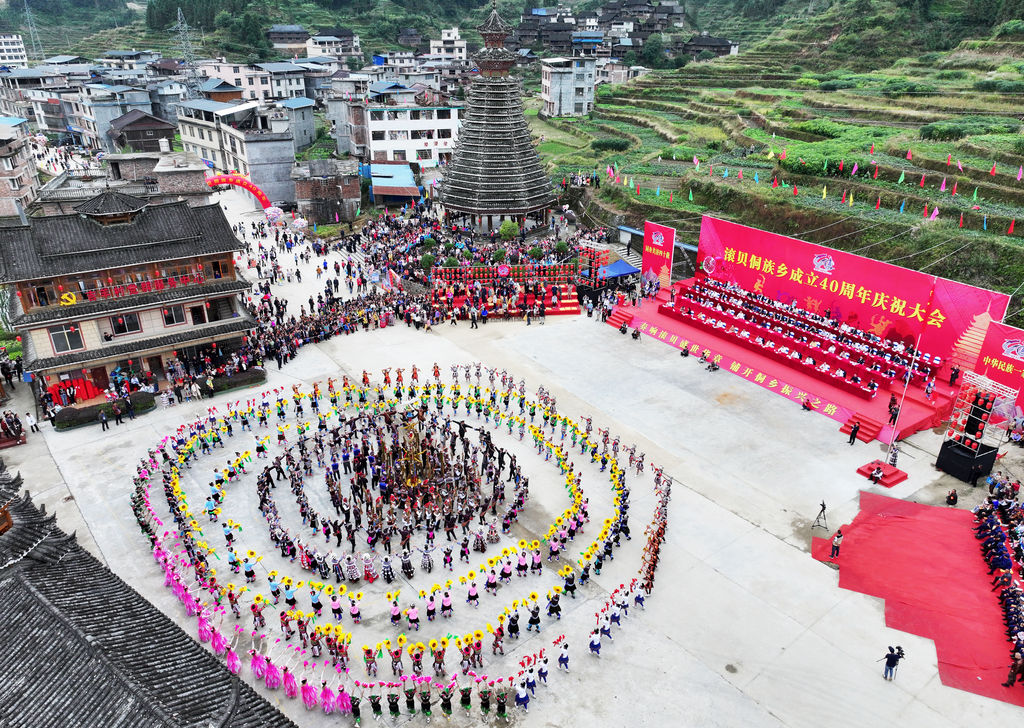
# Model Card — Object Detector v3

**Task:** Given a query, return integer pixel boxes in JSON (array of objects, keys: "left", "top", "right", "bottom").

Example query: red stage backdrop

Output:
[
  {"left": 642, "top": 221, "right": 675, "bottom": 287},
  {"left": 697, "top": 216, "right": 1009, "bottom": 363}
]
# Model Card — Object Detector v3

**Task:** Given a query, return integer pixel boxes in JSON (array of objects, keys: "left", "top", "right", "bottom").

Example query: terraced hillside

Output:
[{"left": 537, "top": 35, "right": 1024, "bottom": 325}]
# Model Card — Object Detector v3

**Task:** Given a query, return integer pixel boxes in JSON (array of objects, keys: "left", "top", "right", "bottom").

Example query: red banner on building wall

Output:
[
  {"left": 696, "top": 216, "right": 1009, "bottom": 361},
  {"left": 642, "top": 221, "right": 675, "bottom": 287}
]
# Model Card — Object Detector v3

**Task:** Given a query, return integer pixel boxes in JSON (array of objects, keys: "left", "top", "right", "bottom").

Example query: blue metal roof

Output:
[{"left": 278, "top": 97, "right": 315, "bottom": 109}]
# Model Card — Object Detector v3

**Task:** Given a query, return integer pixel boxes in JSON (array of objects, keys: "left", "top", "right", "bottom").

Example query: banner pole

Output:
[{"left": 887, "top": 331, "right": 923, "bottom": 466}]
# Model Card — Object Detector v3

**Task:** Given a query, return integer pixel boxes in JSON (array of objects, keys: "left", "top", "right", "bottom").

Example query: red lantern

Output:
[
  {"left": 211, "top": 343, "right": 217, "bottom": 348},
  {"left": 127, "top": 359, "right": 132, "bottom": 366},
  {"left": 172, "top": 350, "right": 177, "bottom": 357},
  {"left": 205, "top": 302, "right": 211, "bottom": 308},
  {"left": 107, "top": 277, "right": 113, "bottom": 284},
  {"left": 163, "top": 309, "right": 168, "bottom": 315},
  {"left": 81, "top": 368, "right": 88, "bottom": 375},
  {"left": 15, "top": 336, "right": 21, "bottom": 342},
  {"left": 14, "top": 290, "right": 20, "bottom": 296},
  {"left": 45, "top": 375, "right": 50, "bottom": 381},
  {"left": 57, "top": 284, "right": 63, "bottom": 291},
  {"left": 68, "top": 326, "right": 75, "bottom": 332}
]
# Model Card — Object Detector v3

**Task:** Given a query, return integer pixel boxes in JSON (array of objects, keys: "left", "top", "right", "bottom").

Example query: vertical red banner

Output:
[{"left": 642, "top": 221, "right": 675, "bottom": 287}]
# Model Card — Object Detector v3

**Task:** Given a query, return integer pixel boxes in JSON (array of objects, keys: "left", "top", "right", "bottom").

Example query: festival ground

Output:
[{"left": 5, "top": 186, "right": 1023, "bottom": 727}]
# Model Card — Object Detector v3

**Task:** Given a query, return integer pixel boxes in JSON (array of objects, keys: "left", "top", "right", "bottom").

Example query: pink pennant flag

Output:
[
  {"left": 947, "top": 154, "right": 951, "bottom": 166},
  {"left": 906, "top": 149, "right": 913, "bottom": 160},
  {"left": 940, "top": 178, "right": 946, "bottom": 192},
  {"left": 693, "top": 155, "right": 699, "bottom": 167},
  {"left": 1018, "top": 165, "right": 1023, "bottom": 182},
  {"left": 780, "top": 150, "right": 787, "bottom": 160},
  {"left": 738, "top": 169, "right": 743, "bottom": 180},
  {"left": 930, "top": 207, "right": 940, "bottom": 221},
  {"left": 957, "top": 159, "right": 963, "bottom": 171},
  {"left": 851, "top": 163, "right": 858, "bottom": 176}
]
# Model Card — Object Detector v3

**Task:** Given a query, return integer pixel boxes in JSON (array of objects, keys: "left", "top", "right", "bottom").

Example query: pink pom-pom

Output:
[{"left": 225, "top": 649, "right": 241, "bottom": 674}]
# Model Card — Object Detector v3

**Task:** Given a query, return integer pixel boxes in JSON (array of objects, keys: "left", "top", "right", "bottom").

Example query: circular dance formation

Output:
[{"left": 131, "top": 363, "right": 671, "bottom": 720}]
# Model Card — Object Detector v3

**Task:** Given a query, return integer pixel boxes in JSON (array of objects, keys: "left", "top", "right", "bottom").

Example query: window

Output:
[
  {"left": 1, "top": 157, "right": 12, "bottom": 170},
  {"left": 145, "top": 130, "right": 154, "bottom": 136},
  {"left": 416, "top": 149, "right": 432, "bottom": 160},
  {"left": 436, "top": 109, "right": 451, "bottom": 120},
  {"left": 371, "top": 130, "right": 385, "bottom": 141},
  {"left": 49, "top": 323, "right": 84, "bottom": 353},
  {"left": 163, "top": 305, "right": 186, "bottom": 326},
  {"left": 232, "top": 66, "right": 239, "bottom": 73},
  {"left": 110, "top": 312, "right": 142, "bottom": 335},
  {"left": 370, "top": 110, "right": 384, "bottom": 121},
  {"left": 438, "top": 128, "right": 452, "bottom": 139},
  {"left": 393, "top": 150, "right": 406, "bottom": 161},
  {"left": 7, "top": 178, "right": 20, "bottom": 190}
]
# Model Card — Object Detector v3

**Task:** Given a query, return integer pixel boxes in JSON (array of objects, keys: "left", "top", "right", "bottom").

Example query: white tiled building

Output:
[
  {"left": 0, "top": 33, "right": 28, "bottom": 68},
  {"left": 428, "top": 28, "right": 468, "bottom": 62},
  {"left": 540, "top": 56, "right": 595, "bottom": 117},
  {"left": 328, "top": 81, "right": 462, "bottom": 168}
]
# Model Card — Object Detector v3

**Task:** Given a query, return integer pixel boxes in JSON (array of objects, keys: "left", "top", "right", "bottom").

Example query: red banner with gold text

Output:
[
  {"left": 696, "top": 216, "right": 1009, "bottom": 361},
  {"left": 642, "top": 221, "right": 675, "bottom": 287}
]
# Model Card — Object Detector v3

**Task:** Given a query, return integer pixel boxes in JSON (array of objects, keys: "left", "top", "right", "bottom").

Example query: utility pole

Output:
[
  {"left": 172, "top": 7, "right": 202, "bottom": 99},
  {"left": 23, "top": 0, "right": 44, "bottom": 61}
]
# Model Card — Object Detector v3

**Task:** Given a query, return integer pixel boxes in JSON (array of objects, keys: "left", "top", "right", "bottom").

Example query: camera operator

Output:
[{"left": 881, "top": 646, "right": 905, "bottom": 681}]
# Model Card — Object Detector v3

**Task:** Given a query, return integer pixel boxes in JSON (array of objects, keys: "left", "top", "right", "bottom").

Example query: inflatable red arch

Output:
[{"left": 206, "top": 174, "right": 271, "bottom": 209}]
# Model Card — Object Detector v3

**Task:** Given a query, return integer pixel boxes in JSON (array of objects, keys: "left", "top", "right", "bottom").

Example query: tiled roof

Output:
[
  {"left": 0, "top": 460, "right": 296, "bottom": 728},
  {"left": 72, "top": 189, "right": 149, "bottom": 215},
  {"left": 0, "top": 201, "right": 242, "bottom": 282},
  {"left": 25, "top": 317, "right": 254, "bottom": 371}
]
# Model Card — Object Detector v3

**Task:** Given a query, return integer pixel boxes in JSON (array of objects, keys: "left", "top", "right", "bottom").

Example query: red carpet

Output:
[
  {"left": 811, "top": 492, "right": 1022, "bottom": 706},
  {"left": 616, "top": 287, "right": 953, "bottom": 442}
]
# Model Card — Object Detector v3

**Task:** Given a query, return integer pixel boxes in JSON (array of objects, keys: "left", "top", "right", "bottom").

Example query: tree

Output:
[
  {"left": 622, "top": 51, "right": 638, "bottom": 66},
  {"left": 641, "top": 35, "right": 666, "bottom": 68},
  {"left": 528, "top": 246, "right": 544, "bottom": 261},
  {"left": 498, "top": 219, "right": 519, "bottom": 240},
  {"left": 491, "top": 249, "right": 507, "bottom": 263},
  {"left": 443, "top": 256, "right": 459, "bottom": 267},
  {"left": 420, "top": 253, "right": 436, "bottom": 270},
  {"left": 696, "top": 50, "right": 717, "bottom": 62}
]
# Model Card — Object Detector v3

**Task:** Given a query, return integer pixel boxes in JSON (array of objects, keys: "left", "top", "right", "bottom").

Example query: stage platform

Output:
[
  {"left": 610, "top": 282, "right": 956, "bottom": 443},
  {"left": 811, "top": 492, "right": 1024, "bottom": 708}
]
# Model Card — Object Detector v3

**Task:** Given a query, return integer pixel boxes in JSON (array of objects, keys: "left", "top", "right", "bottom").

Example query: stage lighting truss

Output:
[{"left": 944, "top": 370, "right": 1020, "bottom": 451}]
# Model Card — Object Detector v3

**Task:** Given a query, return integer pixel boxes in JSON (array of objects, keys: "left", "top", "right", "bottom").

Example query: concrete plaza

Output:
[{"left": 2, "top": 187, "right": 1017, "bottom": 727}]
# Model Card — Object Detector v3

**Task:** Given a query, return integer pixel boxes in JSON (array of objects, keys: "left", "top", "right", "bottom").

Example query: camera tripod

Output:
[{"left": 812, "top": 501, "right": 828, "bottom": 530}]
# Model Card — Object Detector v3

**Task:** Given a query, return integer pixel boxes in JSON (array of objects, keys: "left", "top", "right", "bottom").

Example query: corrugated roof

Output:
[
  {"left": 255, "top": 62, "right": 305, "bottom": 73},
  {"left": 176, "top": 98, "right": 235, "bottom": 113},
  {"left": 277, "top": 97, "right": 315, "bottom": 109}
]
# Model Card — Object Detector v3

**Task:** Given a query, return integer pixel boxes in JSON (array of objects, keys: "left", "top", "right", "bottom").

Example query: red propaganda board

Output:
[
  {"left": 976, "top": 321, "right": 1024, "bottom": 395},
  {"left": 696, "top": 216, "right": 1009, "bottom": 359},
  {"left": 642, "top": 221, "right": 675, "bottom": 287}
]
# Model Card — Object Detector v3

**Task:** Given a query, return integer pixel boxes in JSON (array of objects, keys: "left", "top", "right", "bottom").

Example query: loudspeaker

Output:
[{"left": 936, "top": 439, "right": 998, "bottom": 483}]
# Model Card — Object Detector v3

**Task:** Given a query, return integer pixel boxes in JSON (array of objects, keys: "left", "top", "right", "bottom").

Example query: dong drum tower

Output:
[{"left": 439, "top": 2, "right": 555, "bottom": 231}]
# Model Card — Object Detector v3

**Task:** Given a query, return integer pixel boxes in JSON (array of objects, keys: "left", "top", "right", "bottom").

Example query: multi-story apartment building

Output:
[
  {"left": 428, "top": 28, "right": 468, "bottom": 61},
  {"left": 176, "top": 99, "right": 298, "bottom": 205},
  {"left": 329, "top": 81, "right": 462, "bottom": 168},
  {"left": 267, "top": 24, "right": 309, "bottom": 55},
  {"left": 0, "top": 67, "right": 67, "bottom": 120},
  {"left": 0, "top": 33, "right": 28, "bottom": 68},
  {"left": 195, "top": 59, "right": 271, "bottom": 102},
  {"left": 0, "top": 116, "right": 39, "bottom": 217},
  {"left": 540, "top": 56, "right": 595, "bottom": 117},
  {"left": 306, "top": 28, "right": 361, "bottom": 59},
  {"left": 254, "top": 63, "right": 308, "bottom": 100},
  {"left": 62, "top": 84, "right": 153, "bottom": 153},
  {"left": 0, "top": 191, "right": 253, "bottom": 388}
]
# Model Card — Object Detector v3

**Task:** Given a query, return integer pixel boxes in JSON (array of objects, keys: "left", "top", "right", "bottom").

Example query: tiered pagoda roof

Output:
[{"left": 439, "top": 2, "right": 554, "bottom": 217}]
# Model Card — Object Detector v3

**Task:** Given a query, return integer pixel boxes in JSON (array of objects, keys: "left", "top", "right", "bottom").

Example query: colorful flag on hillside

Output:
[
  {"left": 849, "top": 192, "right": 854, "bottom": 207},
  {"left": 841, "top": 190, "right": 846, "bottom": 204},
  {"left": 870, "top": 143, "right": 874, "bottom": 154},
  {"left": 822, "top": 186, "right": 827, "bottom": 199},
  {"left": 924, "top": 204, "right": 929, "bottom": 218},
  {"left": 958, "top": 159, "right": 963, "bottom": 171},
  {"left": 897, "top": 171, "right": 905, "bottom": 184},
  {"left": 772, "top": 177, "right": 778, "bottom": 188},
  {"left": 656, "top": 186, "right": 660, "bottom": 196},
  {"left": 688, "top": 189, "right": 693, "bottom": 201},
  {"left": 823, "top": 159, "right": 828, "bottom": 172},
  {"left": 900, "top": 199, "right": 906, "bottom": 214},
  {"left": 952, "top": 181, "right": 957, "bottom": 196},
  {"left": 1018, "top": 165, "right": 1023, "bottom": 182},
  {"left": 873, "top": 165, "right": 878, "bottom": 179},
  {"left": 973, "top": 187, "right": 978, "bottom": 201},
  {"left": 723, "top": 169, "right": 728, "bottom": 178},
  {"left": 906, "top": 149, "right": 913, "bottom": 160},
  {"left": 793, "top": 186, "right": 798, "bottom": 196},
  {"left": 738, "top": 170, "right": 743, "bottom": 180},
  {"left": 984, "top": 215, "right": 988, "bottom": 230},
  {"left": 780, "top": 150, "right": 787, "bottom": 160},
  {"left": 959, "top": 213, "right": 964, "bottom": 228},
  {"left": 669, "top": 192, "right": 673, "bottom": 202},
  {"left": 852, "top": 163, "right": 858, "bottom": 176},
  {"left": 947, "top": 154, "right": 951, "bottom": 166},
  {"left": 875, "top": 196, "right": 880, "bottom": 210},
  {"left": 1011, "top": 220, "right": 1016, "bottom": 235},
  {"left": 839, "top": 159, "right": 844, "bottom": 172},
  {"left": 754, "top": 172, "right": 759, "bottom": 183},
  {"left": 920, "top": 174, "right": 926, "bottom": 187},
  {"left": 940, "top": 178, "right": 946, "bottom": 192},
  {"left": 693, "top": 155, "right": 699, "bottom": 167},
  {"left": 930, "top": 207, "right": 939, "bottom": 221},
  {"left": 991, "top": 163, "right": 997, "bottom": 176}
]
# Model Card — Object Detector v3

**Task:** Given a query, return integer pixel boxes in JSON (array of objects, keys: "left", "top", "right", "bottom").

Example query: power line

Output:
[
  {"left": 22, "top": 0, "right": 44, "bottom": 61},
  {"left": 172, "top": 7, "right": 202, "bottom": 100}
]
